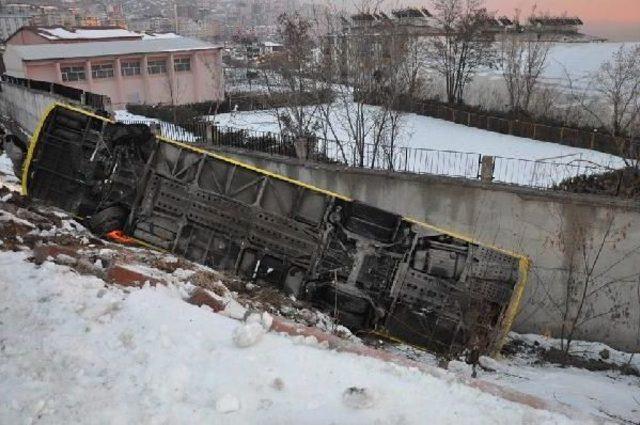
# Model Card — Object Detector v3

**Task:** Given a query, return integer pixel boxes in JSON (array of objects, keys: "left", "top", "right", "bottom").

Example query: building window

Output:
[
  {"left": 61, "top": 65, "right": 86, "bottom": 82},
  {"left": 121, "top": 60, "right": 141, "bottom": 76},
  {"left": 174, "top": 57, "right": 191, "bottom": 72},
  {"left": 147, "top": 59, "right": 167, "bottom": 75},
  {"left": 91, "top": 63, "right": 114, "bottom": 79}
]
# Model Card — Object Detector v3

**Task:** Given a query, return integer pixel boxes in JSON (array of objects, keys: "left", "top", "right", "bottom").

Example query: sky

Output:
[
  {"left": 357, "top": 0, "right": 640, "bottom": 41},
  {"left": 484, "top": 0, "right": 640, "bottom": 41}
]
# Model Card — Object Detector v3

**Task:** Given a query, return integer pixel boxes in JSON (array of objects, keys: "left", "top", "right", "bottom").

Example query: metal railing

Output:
[
  {"left": 1, "top": 74, "right": 112, "bottom": 111},
  {"left": 118, "top": 118, "right": 617, "bottom": 191}
]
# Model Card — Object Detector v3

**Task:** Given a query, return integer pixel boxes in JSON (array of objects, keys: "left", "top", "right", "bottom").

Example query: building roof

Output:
[
  {"left": 5, "top": 37, "right": 221, "bottom": 63},
  {"left": 11, "top": 26, "right": 144, "bottom": 42},
  {"left": 530, "top": 17, "right": 583, "bottom": 26}
]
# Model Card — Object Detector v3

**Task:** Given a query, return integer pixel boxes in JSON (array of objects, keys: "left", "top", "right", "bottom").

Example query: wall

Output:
[
  {"left": 217, "top": 147, "right": 640, "bottom": 351},
  {"left": 0, "top": 83, "right": 63, "bottom": 136}
]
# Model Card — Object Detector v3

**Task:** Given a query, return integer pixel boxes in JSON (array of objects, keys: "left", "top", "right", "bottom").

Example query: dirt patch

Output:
[
  {"left": 501, "top": 338, "right": 640, "bottom": 377},
  {"left": 542, "top": 347, "right": 640, "bottom": 377},
  {"left": 148, "top": 256, "right": 193, "bottom": 274}
]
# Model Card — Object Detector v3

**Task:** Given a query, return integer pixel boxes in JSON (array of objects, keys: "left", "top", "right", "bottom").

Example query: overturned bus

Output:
[{"left": 19, "top": 103, "right": 529, "bottom": 355}]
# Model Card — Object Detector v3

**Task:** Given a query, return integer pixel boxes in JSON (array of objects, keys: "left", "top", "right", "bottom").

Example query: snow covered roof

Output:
[
  {"left": 262, "top": 41, "right": 283, "bottom": 47},
  {"left": 28, "top": 26, "right": 143, "bottom": 41},
  {"left": 5, "top": 37, "right": 222, "bottom": 63},
  {"left": 142, "top": 32, "right": 181, "bottom": 40}
]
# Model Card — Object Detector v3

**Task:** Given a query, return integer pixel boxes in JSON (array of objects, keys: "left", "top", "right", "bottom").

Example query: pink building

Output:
[{"left": 2, "top": 27, "right": 224, "bottom": 109}]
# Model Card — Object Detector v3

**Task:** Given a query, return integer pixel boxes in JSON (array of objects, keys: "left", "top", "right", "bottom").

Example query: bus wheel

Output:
[{"left": 88, "top": 206, "right": 128, "bottom": 237}]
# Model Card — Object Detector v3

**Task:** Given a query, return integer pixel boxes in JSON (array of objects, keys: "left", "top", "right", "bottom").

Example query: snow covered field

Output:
[
  {"left": 0, "top": 252, "right": 580, "bottom": 425},
  {"left": 211, "top": 105, "right": 625, "bottom": 187},
  {"left": 118, "top": 105, "right": 625, "bottom": 188},
  {"left": 538, "top": 42, "right": 640, "bottom": 85},
  {"left": 0, "top": 161, "right": 638, "bottom": 424}
]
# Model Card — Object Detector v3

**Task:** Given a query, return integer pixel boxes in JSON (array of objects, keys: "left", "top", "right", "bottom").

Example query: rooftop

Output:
[
  {"left": 22, "top": 26, "right": 143, "bottom": 41},
  {"left": 6, "top": 37, "right": 221, "bottom": 62}
]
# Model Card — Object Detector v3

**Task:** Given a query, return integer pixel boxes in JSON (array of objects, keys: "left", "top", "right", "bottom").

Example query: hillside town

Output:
[{"left": 0, "top": 0, "right": 639, "bottom": 424}]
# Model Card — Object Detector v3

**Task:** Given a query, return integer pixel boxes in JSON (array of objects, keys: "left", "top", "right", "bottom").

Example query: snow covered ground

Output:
[
  {"left": 118, "top": 105, "right": 625, "bottom": 188},
  {"left": 0, "top": 251, "right": 582, "bottom": 424},
  {"left": 211, "top": 104, "right": 625, "bottom": 187},
  {"left": 537, "top": 42, "right": 640, "bottom": 86},
  {"left": 0, "top": 162, "right": 638, "bottom": 424}
]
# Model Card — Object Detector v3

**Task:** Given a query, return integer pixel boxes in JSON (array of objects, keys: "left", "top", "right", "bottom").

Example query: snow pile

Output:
[
  {"left": 0, "top": 251, "right": 580, "bottom": 424},
  {"left": 0, "top": 153, "right": 19, "bottom": 190},
  {"left": 232, "top": 322, "right": 266, "bottom": 348}
]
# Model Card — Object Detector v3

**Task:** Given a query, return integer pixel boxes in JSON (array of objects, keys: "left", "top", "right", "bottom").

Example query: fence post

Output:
[
  {"left": 480, "top": 155, "right": 495, "bottom": 183},
  {"left": 149, "top": 123, "right": 162, "bottom": 137},
  {"left": 404, "top": 148, "right": 409, "bottom": 172},
  {"left": 205, "top": 124, "right": 214, "bottom": 144}
]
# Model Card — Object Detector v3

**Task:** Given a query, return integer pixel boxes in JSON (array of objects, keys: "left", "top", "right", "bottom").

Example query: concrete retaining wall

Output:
[
  {"left": 218, "top": 146, "right": 640, "bottom": 351},
  {"left": 0, "top": 83, "right": 67, "bottom": 137}
]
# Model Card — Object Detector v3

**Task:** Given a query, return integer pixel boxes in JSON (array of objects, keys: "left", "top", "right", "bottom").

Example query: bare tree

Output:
[
  {"left": 165, "top": 65, "right": 183, "bottom": 124},
  {"left": 572, "top": 45, "right": 640, "bottom": 138},
  {"left": 427, "top": 0, "right": 497, "bottom": 104},
  {"left": 260, "top": 12, "right": 324, "bottom": 148},
  {"left": 316, "top": 0, "right": 408, "bottom": 169},
  {"left": 500, "top": 9, "right": 552, "bottom": 115},
  {"left": 546, "top": 210, "right": 640, "bottom": 363}
]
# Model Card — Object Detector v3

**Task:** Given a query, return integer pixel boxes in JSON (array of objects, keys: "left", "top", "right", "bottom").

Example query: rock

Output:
[
  {"left": 271, "top": 378, "right": 285, "bottom": 391},
  {"left": 479, "top": 355, "right": 499, "bottom": 372},
  {"left": 342, "top": 387, "right": 375, "bottom": 409},
  {"left": 215, "top": 394, "right": 240, "bottom": 413},
  {"left": 599, "top": 348, "right": 610, "bottom": 360},
  {"left": 233, "top": 322, "right": 265, "bottom": 348},
  {"left": 246, "top": 311, "right": 274, "bottom": 331},
  {"left": 187, "top": 288, "right": 225, "bottom": 312}
]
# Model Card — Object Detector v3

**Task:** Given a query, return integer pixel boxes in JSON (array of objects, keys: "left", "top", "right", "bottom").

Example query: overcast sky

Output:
[{"left": 333, "top": 0, "right": 640, "bottom": 41}]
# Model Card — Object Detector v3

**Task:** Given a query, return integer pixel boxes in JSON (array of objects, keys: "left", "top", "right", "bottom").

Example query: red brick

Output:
[
  {"left": 187, "top": 287, "right": 226, "bottom": 312},
  {"left": 32, "top": 245, "right": 79, "bottom": 265},
  {"left": 106, "top": 265, "right": 161, "bottom": 287}
]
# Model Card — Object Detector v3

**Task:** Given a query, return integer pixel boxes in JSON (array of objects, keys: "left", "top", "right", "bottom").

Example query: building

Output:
[
  {"left": 325, "top": 8, "right": 441, "bottom": 82},
  {"left": 260, "top": 41, "right": 283, "bottom": 56},
  {"left": 3, "top": 27, "right": 224, "bottom": 109},
  {"left": 529, "top": 17, "right": 583, "bottom": 35},
  {"left": 0, "top": 13, "right": 29, "bottom": 41}
]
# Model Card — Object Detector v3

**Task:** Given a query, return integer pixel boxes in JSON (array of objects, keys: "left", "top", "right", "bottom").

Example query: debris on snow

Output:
[
  {"left": 270, "top": 378, "right": 285, "bottom": 391},
  {"left": 342, "top": 387, "right": 376, "bottom": 410}
]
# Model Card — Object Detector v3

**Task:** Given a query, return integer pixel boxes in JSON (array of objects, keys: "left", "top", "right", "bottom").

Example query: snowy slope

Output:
[
  {"left": 541, "top": 42, "right": 640, "bottom": 84},
  {"left": 0, "top": 160, "right": 637, "bottom": 424},
  {"left": 212, "top": 106, "right": 623, "bottom": 167},
  {"left": 0, "top": 251, "right": 578, "bottom": 425}
]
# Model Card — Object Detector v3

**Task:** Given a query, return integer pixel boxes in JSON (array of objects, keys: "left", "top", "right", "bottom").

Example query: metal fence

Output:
[
  {"left": 365, "top": 96, "right": 640, "bottom": 159},
  {"left": 118, "top": 118, "right": 616, "bottom": 191}
]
